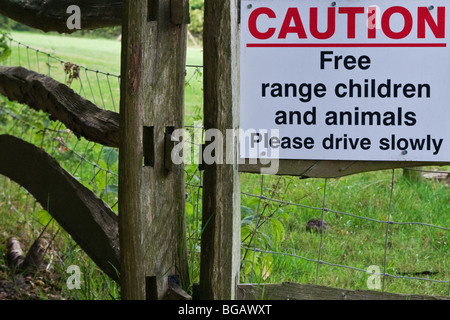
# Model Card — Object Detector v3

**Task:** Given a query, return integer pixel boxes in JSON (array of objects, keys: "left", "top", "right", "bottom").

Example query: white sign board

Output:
[{"left": 240, "top": 0, "right": 450, "bottom": 161}]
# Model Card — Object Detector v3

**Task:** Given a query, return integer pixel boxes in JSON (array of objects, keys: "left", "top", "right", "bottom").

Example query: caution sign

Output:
[{"left": 239, "top": 0, "right": 450, "bottom": 161}]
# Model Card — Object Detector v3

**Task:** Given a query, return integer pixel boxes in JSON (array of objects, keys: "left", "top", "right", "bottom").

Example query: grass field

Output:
[{"left": 0, "top": 31, "right": 449, "bottom": 299}]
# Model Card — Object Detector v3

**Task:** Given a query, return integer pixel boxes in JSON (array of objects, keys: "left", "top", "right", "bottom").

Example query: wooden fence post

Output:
[
  {"left": 199, "top": 0, "right": 241, "bottom": 300},
  {"left": 119, "top": 0, "right": 189, "bottom": 300}
]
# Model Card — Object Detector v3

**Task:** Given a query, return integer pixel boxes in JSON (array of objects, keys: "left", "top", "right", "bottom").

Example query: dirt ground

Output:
[
  {"left": 0, "top": 235, "right": 65, "bottom": 300},
  {"left": 0, "top": 264, "right": 63, "bottom": 300}
]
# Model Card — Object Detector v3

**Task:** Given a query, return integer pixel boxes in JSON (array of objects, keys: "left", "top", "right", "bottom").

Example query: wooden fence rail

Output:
[{"left": 236, "top": 282, "right": 449, "bottom": 300}]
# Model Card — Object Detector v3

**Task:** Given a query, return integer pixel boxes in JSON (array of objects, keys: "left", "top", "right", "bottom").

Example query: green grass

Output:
[
  {"left": 9, "top": 31, "right": 121, "bottom": 74},
  {"left": 1, "top": 31, "right": 449, "bottom": 299},
  {"left": 239, "top": 171, "right": 449, "bottom": 296}
]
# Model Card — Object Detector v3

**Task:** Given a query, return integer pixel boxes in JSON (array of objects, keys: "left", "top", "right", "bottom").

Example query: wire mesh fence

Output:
[{"left": 0, "top": 33, "right": 449, "bottom": 298}]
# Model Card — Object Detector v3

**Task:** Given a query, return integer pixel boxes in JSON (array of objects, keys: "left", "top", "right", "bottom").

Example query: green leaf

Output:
[
  {"left": 101, "top": 184, "right": 118, "bottom": 197},
  {"left": 271, "top": 218, "right": 286, "bottom": 243},
  {"left": 241, "top": 205, "right": 255, "bottom": 216},
  {"left": 37, "top": 210, "right": 53, "bottom": 226},
  {"left": 241, "top": 225, "right": 253, "bottom": 240},
  {"left": 186, "top": 202, "right": 194, "bottom": 216},
  {"left": 102, "top": 148, "right": 119, "bottom": 167}
]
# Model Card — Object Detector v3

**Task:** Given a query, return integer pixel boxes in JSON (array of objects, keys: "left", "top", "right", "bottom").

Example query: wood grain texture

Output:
[
  {"left": 239, "top": 159, "right": 449, "bottom": 178},
  {"left": 199, "top": 0, "right": 241, "bottom": 300},
  {"left": 119, "top": 0, "right": 189, "bottom": 300},
  {"left": 0, "top": 66, "right": 119, "bottom": 147},
  {"left": 170, "top": 0, "right": 190, "bottom": 25},
  {"left": 0, "top": 134, "right": 120, "bottom": 281},
  {"left": 237, "top": 282, "right": 449, "bottom": 300}
]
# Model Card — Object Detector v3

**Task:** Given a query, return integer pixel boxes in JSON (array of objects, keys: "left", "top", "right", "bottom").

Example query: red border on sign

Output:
[{"left": 247, "top": 43, "right": 447, "bottom": 47}]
